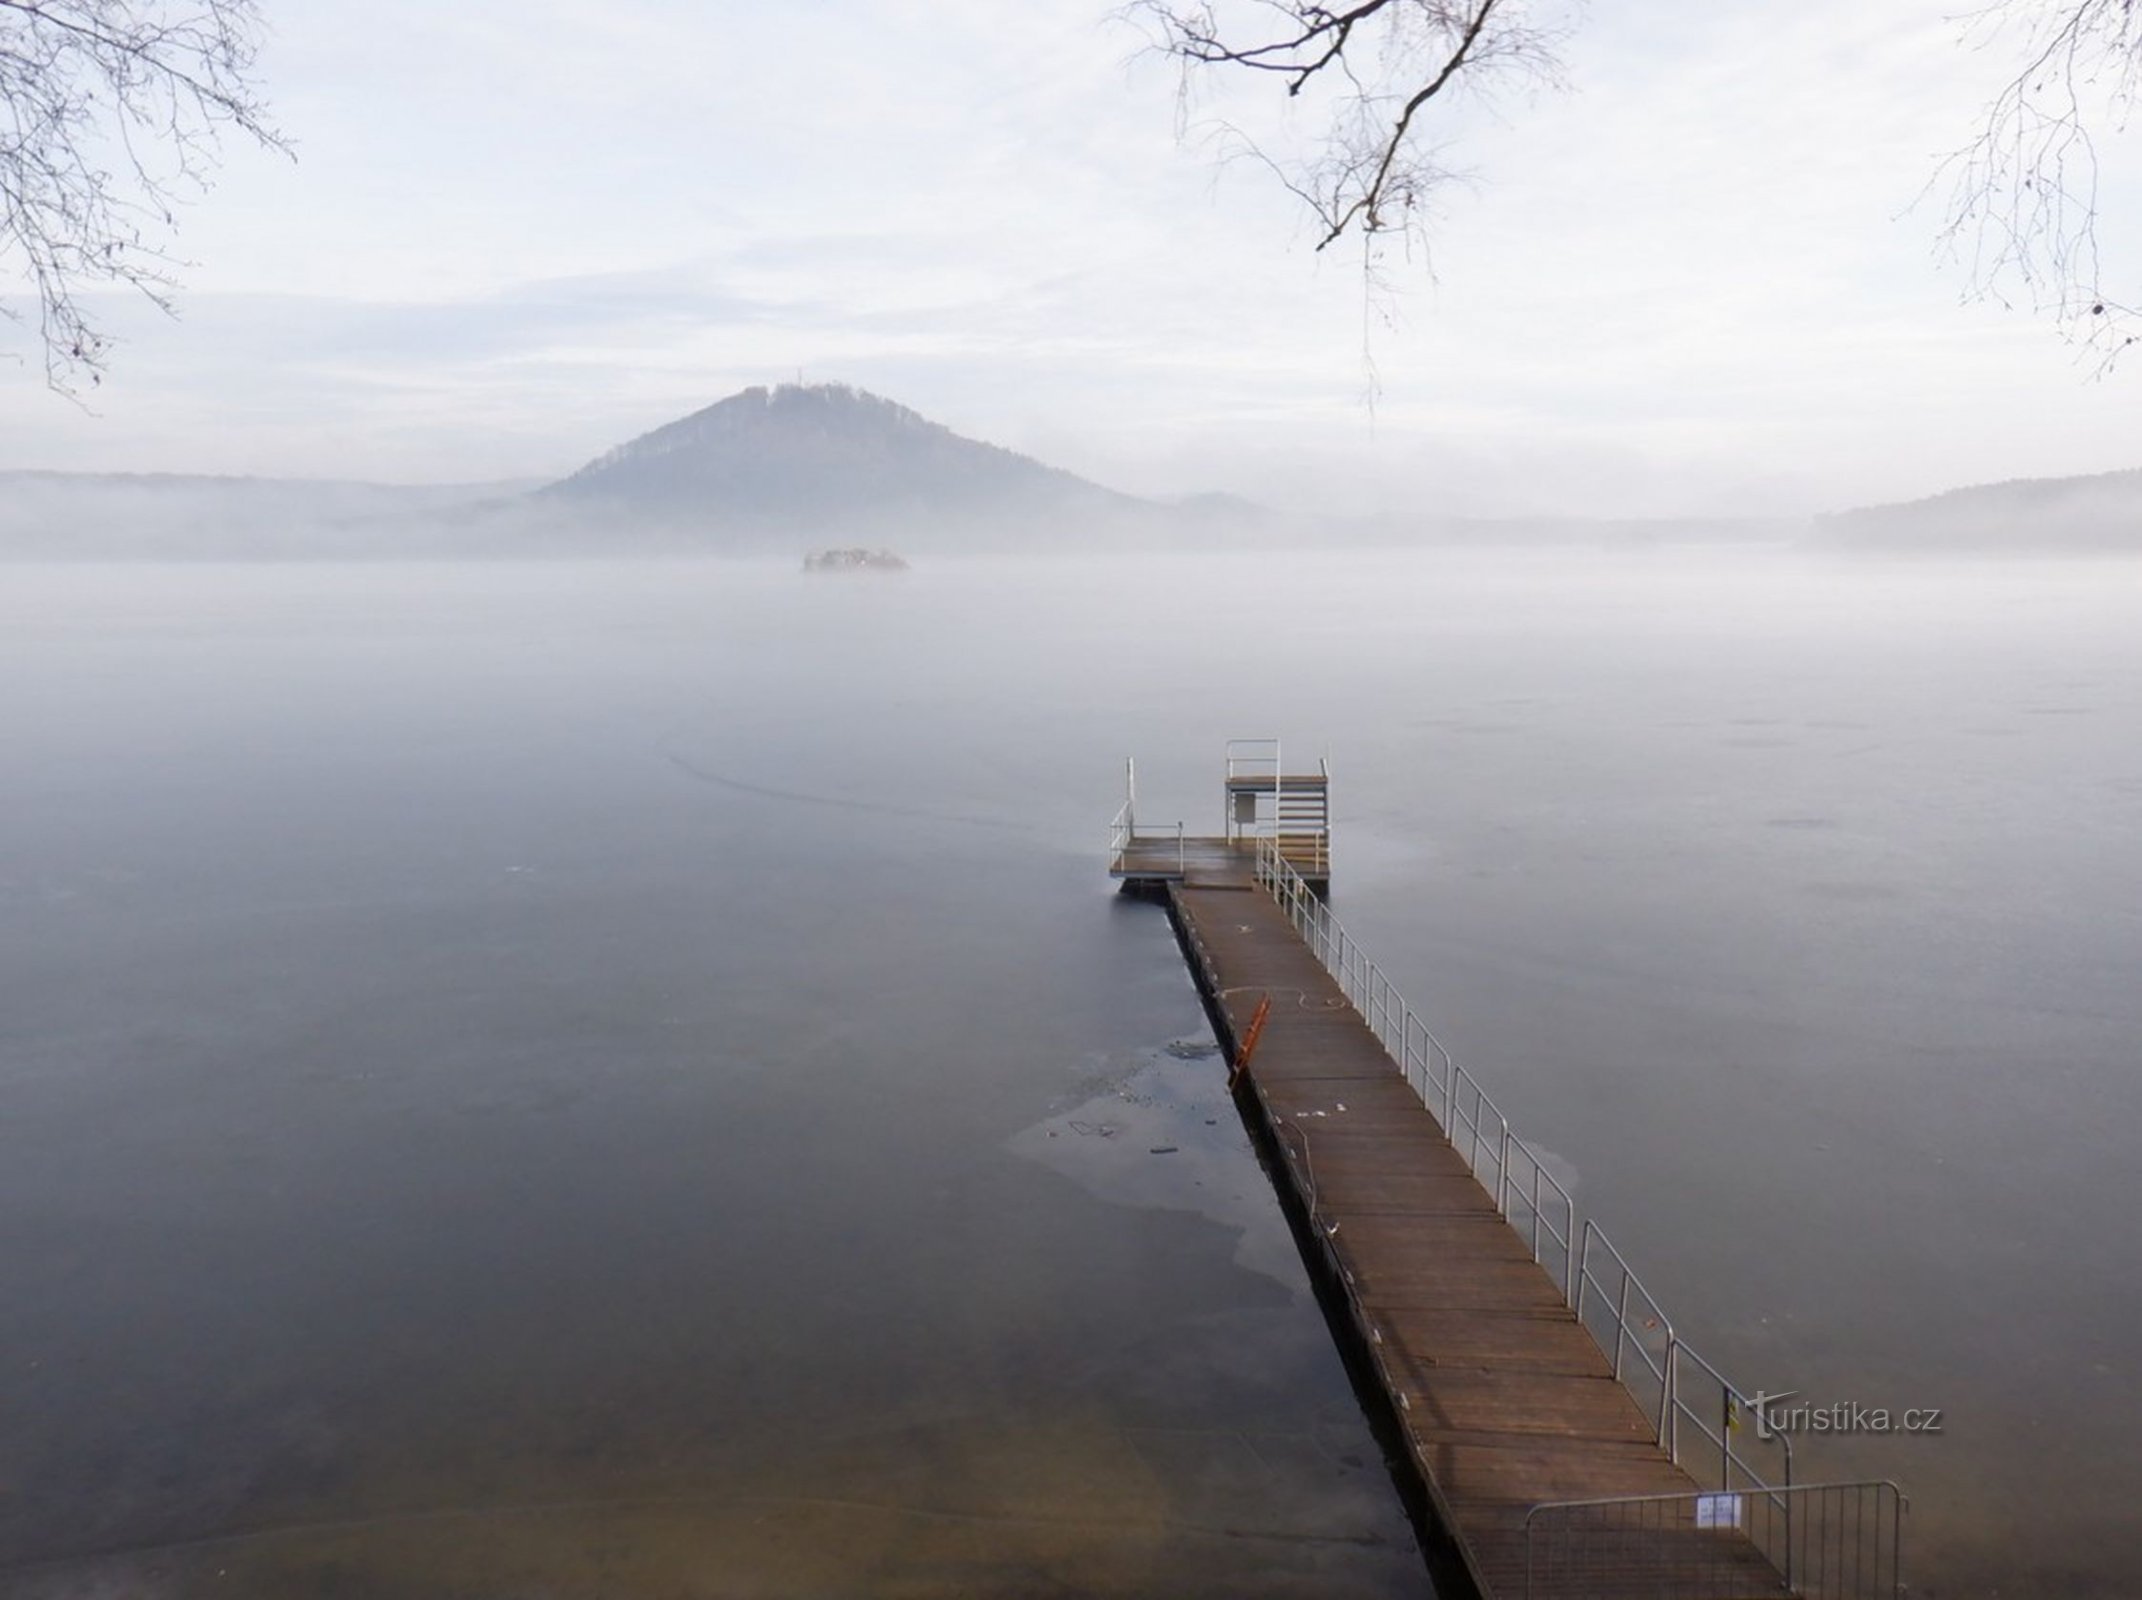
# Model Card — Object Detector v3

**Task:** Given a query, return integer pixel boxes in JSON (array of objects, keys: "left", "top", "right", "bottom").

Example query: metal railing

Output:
[
  {"left": 1225, "top": 737, "right": 1281, "bottom": 854},
  {"left": 1572, "top": 1218, "right": 1676, "bottom": 1443},
  {"left": 1224, "top": 739, "right": 1331, "bottom": 877},
  {"left": 1670, "top": 1335, "right": 1793, "bottom": 1496},
  {"left": 1251, "top": 838, "right": 1803, "bottom": 1508},
  {"left": 1224, "top": 736, "right": 1282, "bottom": 786},
  {"left": 1254, "top": 838, "right": 1575, "bottom": 1295},
  {"left": 1525, "top": 1480, "right": 1907, "bottom": 1599},
  {"left": 1108, "top": 795, "right": 1134, "bottom": 871},
  {"left": 1109, "top": 758, "right": 1186, "bottom": 877}
]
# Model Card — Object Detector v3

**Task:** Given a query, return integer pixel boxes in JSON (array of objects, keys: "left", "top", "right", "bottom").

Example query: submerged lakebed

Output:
[{"left": 1, "top": 549, "right": 2136, "bottom": 1597}]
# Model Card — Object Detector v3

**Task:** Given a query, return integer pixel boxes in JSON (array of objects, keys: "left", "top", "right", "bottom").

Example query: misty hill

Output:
[
  {"left": 539, "top": 383, "right": 1144, "bottom": 547},
  {"left": 0, "top": 384, "right": 1837, "bottom": 561},
  {"left": 1820, "top": 467, "right": 2142, "bottom": 552}
]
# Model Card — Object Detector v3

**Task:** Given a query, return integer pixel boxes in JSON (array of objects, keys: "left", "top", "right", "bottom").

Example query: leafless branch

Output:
[
  {"left": 0, "top": 0, "right": 287, "bottom": 398},
  {"left": 1123, "top": 0, "right": 1568, "bottom": 252},
  {"left": 1934, "top": 0, "right": 2142, "bottom": 369}
]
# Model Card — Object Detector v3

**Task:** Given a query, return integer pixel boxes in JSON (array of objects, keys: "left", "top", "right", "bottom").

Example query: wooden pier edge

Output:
[
  {"left": 1161, "top": 880, "right": 1491, "bottom": 1596},
  {"left": 1161, "top": 880, "right": 1498, "bottom": 1599}
]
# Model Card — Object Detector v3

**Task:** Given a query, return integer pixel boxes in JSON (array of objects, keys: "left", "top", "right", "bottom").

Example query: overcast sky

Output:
[{"left": 2, "top": 0, "right": 2137, "bottom": 517}]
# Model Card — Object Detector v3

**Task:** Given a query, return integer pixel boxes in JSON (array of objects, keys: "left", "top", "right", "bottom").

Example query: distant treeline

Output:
[{"left": 1818, "top": 468, "right": 2142, "bottom": 552}]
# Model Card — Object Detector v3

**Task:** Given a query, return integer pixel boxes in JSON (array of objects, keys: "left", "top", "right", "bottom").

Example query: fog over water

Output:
[{"left": 2, "top": 548, "right": 2136, "bottom": 1598}]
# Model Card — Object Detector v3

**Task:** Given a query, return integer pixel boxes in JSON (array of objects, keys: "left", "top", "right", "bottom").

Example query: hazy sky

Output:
[{"left": 2, "top": 0, "right": 2137, "bottom": 517}]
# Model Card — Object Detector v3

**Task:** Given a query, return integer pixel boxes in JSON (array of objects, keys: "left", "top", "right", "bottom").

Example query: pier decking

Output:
[{"left": 1108, "top": 747, "right": 1905, "bottom": 1600}]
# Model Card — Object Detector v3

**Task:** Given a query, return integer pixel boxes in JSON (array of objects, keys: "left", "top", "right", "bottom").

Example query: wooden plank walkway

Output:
[{"left": 1141, "top": 845, "right": 1788, "bottom": 1600}]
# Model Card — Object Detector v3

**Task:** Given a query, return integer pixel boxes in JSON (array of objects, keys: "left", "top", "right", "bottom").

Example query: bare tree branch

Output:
[
  {"left": 1930, "top": 0, "right": 2142, "bottom": 369},
  {"left": 0, "top": 0, "right": 287, "bottom": 398},
  {"left": 1123, "top": 0, "right": 1569, "bottom": 252},
  {"left": 1137, "top": 1, "right": 2142, "bottom": 374}
]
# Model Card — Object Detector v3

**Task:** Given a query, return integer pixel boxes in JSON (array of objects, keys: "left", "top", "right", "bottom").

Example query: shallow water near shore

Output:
[{"left": 2, "top": 548, "right": 2136, "bottom": 1597}]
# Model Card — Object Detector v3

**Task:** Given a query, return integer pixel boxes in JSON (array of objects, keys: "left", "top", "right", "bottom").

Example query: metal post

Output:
[
  {"left": 1664, "top": 1338, "right": 1678, "bottom": 1456},
  {"left": 1613, "top": 1273, "right": 1630, "bottom": 1381},
  {"left": 1722, "top": 1384, "right": 1733, "bottom": 1489},
  {"left": 1273, "top": 737, "right": 1281, "bottom": 872},
  {"left": 1783, "top": 1488, "right": 1795, "bottom": 1591}
]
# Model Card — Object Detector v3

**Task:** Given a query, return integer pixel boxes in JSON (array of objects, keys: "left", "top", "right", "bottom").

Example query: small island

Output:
[{"left": 803, "top": 547, "right": 910, "bottom": 572}]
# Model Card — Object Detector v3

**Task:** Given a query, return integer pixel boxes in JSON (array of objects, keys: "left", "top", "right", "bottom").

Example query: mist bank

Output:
[
  {"left": 0, "top": 384, "right": 1800, "bottom": 561},
  {"left": 6, "top": 379, "right": 2134, "bottom": 561},
  {"left": 0, "top": 472, "right": 540, "bottom": 561},
  {"left": 1817, "top": 466, "right": 2142, "bottom": 553},
  {"left": 0, "top": 471, "right": 1811, "bottom": 562}
]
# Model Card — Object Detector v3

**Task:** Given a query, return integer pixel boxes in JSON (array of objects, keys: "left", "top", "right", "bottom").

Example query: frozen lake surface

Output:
[{"left": 2, "top": 548, "right": 2135, "bottom": 1597}]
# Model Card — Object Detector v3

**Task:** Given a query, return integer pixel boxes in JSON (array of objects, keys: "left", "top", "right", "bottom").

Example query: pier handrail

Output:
[
  {"left": 1224, "top": 736, "right": 1282, "bottom": 783},
  {"left": 1223, "top": 739, "right": 1330, "bottom": 876},
  {"left": 1524, "top": 1480, "right": 1906, "bottom": 1600},
  {"left": 1109, "top": 758, "right": 1136, "bottom": 872},
  {"left": 1109, "top": 803, "right": 1186, "bottom": 877},
  {"left": 1109, "top": 757, "right": 1187, "bottom": 877},
  {"left": 1250, "top": 836, "right": 1791, "bottom": 1500},
  {"left": 1573, "top": 1219, "right": 1676, "bottom": 1443},
  {"left": 1252, "top": 837, "right": 1575, "bottom": 1291},
  {"left": 1669, "top": 1335, "right": 1794, "bottom": 1495}
]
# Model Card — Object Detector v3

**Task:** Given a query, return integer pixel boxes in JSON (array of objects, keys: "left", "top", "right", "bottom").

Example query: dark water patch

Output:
[{"left": 6, "top": 1421, "right": 1426, "bottom": 1600}]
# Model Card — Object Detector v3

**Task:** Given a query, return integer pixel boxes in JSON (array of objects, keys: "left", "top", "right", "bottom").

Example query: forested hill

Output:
[{"left": 1819, "top": 467, "right": 2142, "bottom": 551}]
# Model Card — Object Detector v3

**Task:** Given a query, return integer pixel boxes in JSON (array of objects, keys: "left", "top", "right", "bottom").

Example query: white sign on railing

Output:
[{"left": 1695, "top": 1493, "right": 1744, "bottom": 1530}]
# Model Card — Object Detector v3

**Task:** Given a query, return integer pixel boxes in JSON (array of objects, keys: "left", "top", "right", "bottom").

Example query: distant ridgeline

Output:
[
  {"left": 48, "top": 379, "right": 2133, "bottom": 561},
  {"left": 1818, "top": 467, "right": 2142, "bottom": 552},
  {"left": 0, "top": 383, "right": 1268, "bottom": 560},
  {"left": 539, "top": 382, "right": 1145, "bottom": 552}
]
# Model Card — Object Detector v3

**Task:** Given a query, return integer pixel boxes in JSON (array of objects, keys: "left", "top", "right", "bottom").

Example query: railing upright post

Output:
[
  {"left": 1275, "top": 756, "right": 1283, "bottom": 870},
  {"left": 1532, "top": 1164, "right": 1544, "bottom": 1257},
  {"left": 1721, "top": 1382, "right": 1733, "bottom": 1489},
  {"left": 1663, "top": 1337, "right": 1678, "bottom": 1456},
  {"left": 1894, "top": 1485, "right": 1904, "bottom": 1600},
  {"left": 1613, "top": 1272, "right": 1630, "bottom": 1382},
  {"left": 1783, "top": 1489, "right": 1795, "bottom": 1592}
]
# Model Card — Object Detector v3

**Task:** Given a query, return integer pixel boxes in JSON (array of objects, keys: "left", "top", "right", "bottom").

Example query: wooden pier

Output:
[{"left": 1108, "top": 745, "right": 1904, "bottom": 1600}]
